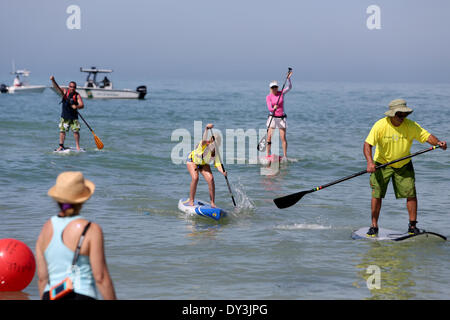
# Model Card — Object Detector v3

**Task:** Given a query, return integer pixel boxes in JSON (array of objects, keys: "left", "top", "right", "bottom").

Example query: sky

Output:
[{"left": 1, "top": 0, "right": 450, "bottom": 82}]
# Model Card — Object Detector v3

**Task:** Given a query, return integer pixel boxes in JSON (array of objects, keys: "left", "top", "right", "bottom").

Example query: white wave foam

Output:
[{"left": 275, "top": 223, "right": 331, "bottom": 230}]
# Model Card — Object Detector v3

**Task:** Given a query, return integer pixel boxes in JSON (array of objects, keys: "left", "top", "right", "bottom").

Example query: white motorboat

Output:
[
  {"left": 0, "top": 68, "right": 46, "bottom": 94},
  {"left": 50, "top": 67, "right": 147, "bottom": 99}
]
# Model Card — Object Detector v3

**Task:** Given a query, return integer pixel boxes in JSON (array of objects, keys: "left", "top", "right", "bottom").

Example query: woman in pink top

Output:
[{"left": 266, "top": 70, "right": 293, "bottom": 159}]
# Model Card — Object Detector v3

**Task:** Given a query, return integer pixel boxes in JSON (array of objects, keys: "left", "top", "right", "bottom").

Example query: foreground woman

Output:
[{"left": 36, "top": 171, "right": 116, "bottom": 300}]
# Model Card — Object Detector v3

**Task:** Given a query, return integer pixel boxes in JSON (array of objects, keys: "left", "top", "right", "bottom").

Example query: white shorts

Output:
[{"left": 266, "top": 116, "right": 287, "bottom": 129}]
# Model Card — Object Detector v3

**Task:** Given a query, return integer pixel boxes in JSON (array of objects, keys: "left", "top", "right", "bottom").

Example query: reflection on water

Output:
[
  {"left": 354, "top": 240, "right": 447, "bottom": 300},
  {"left": 0, "top": 291, "right": 31, "bottom": 300},
  {"left": 186, "top": 223, "right": 222, "bottom": 241}
]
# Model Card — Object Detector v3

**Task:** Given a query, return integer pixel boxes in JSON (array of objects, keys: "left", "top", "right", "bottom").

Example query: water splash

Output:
[{"left": 228, "top": 179, "right": 256, "bottom": 216}]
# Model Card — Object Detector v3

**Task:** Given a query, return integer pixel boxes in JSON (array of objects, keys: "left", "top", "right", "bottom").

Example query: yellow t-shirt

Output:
[
  {"left": 365, "top": 117, "right": 430, "bottom": 168},
  {"left": 188, "top": 142, "right": 222, "bottom": 168}
]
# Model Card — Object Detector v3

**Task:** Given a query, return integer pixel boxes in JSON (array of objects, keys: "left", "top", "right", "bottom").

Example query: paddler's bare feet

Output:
[
  {"left": 210, "top": 202, "right": 216, "bottom": 208},
  {"left": 188, "top": 199, "right": 194, "bottom": 206}
]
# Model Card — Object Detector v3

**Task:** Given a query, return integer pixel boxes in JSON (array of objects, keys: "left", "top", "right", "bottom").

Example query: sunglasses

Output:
[
  {"left": 69, "top": 86, "right": 76, "bottom": 88},
  {"left": 396, "top": 112, "right": 409, "bottom": 118}
]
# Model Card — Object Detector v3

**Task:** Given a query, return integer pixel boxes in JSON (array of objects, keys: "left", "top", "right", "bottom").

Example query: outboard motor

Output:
[
  {"left": 136, "top": 85, "right": 147, "bottom": 99},
  {"left": 0, "top": 84, "right": 8, "bottom": 93}
]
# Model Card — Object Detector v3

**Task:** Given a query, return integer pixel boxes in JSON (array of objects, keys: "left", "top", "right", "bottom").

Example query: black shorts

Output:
[{"left": 42, "top": 291, "right": 96, "bottom": 300}]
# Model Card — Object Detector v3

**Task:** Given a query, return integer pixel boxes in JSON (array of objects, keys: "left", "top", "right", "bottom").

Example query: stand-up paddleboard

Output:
[
  {"left": 53, "top": 147, "right": 86, "bottom": 154},
  {"left": 178, "top": 198, "right": 226, "bottom": 221},
  {"left": 352, "top": 227, "right": 447, "bottom": 242}
]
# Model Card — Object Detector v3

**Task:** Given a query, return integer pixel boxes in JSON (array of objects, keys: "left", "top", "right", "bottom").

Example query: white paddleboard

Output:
[
  {"left": 53, "top": 147, "right": 86, "bottom": 154},
  {"left": 178, "top": 198, "right": 227, "bottom": 221},
  {"left": 352, "top": 227, "right": 447, "bottom": 242}
]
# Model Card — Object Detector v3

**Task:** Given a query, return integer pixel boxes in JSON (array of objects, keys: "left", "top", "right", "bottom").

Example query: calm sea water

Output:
[{"left": 0, "top": 79, "right": 449, "bottom": 300}]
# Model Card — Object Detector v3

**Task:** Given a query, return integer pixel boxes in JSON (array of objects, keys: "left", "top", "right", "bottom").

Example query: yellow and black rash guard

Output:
[{"left": 188, "top": 142, "right": 222, "bottom": 168}]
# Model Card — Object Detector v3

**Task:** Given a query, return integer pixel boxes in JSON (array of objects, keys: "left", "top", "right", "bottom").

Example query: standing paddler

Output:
[
  {"left": 265, "top": 69, "right": 293, "bottom": 161},
  {"left": 185, "top": 123, "right": 227, "bottom": 208},
  {"left": 363, "top": 99, "right": 447, "bottom": 237},
  {"left": 50, "top": 76, "right": 84, "bottom": 151}
]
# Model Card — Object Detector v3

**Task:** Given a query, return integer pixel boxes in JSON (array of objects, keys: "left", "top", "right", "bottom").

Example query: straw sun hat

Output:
[
  {"left": 48, "top": 171, "right": 95, "bottom": 204},
  {"left": 384, "top": 99, "right": 414, "bottom": 117}
]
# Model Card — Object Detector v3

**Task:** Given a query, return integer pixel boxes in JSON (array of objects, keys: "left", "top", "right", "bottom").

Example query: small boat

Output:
[
  {"left": 0, "top": 67, "right": 46, "bottom": 94},
  {"left": 50, "top": 67, "right": 147, "bottom": 99}
]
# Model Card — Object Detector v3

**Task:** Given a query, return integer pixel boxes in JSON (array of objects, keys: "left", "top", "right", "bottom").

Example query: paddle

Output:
[
  {"left": 257, "top": 67, "right": 292, "bottom": 152},
  {"left": 77, "top": 112, "right": 104, "bottom": 150},
  {"left": 209, "top": 128, "right": 237, "bottom": 207},
  {"left": 273, "top": 145, "right": 441, "bottom": 209}
]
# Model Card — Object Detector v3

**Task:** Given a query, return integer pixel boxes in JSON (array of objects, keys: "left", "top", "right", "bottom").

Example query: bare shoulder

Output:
[
  {"left": 67, "top": 217, "right": 90, "bottom": 228},
  {"left": 66, "top": 218, "right": 101, "bottom": 235},
  {"left": 85, "top": 222, "right": 105, "bottom": 251},
  {"left": 64, "top": 219, "right": 103, "bottom": 254},
  {"left": 87, "top": 222, "right": 103, "bottom": 235},
  {"left": 82, "top": 221, "right": 104, "bottom": 242}
]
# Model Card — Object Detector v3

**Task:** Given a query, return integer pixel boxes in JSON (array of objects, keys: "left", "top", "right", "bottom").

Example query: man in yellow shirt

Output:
[{"left": 363, "top": 99, "right": 447, "bottom": 237}]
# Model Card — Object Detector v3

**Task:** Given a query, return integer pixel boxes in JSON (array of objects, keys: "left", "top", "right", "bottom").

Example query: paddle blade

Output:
[
  {"left": 257, "top": 136, "right": 267, "bottom": 152},
  {"left": 92, "top": 132, "right": 104, "bottom": 150},
  {"left": 273, "top": 190, "right": 309, "bottom": 209}
]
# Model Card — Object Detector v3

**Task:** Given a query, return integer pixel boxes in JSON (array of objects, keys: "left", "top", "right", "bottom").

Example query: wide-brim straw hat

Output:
[
  {"left": 48, "top": 171, "right": 95, "bottom": 204},
  {"left": 384, "top": 99, "right": 414, "bottom": 117}
]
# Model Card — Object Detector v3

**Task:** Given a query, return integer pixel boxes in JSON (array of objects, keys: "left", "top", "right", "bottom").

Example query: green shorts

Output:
[
  {"left": 59, "top": 118, "right": 80, "bottom": 133},
  {"left": 370, "top": 161, "right": 416, "bottom": 199}
]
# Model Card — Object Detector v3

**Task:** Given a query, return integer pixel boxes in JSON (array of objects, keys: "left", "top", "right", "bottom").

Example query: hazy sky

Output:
[{"left": 1, "top": 0, "right": 450, "bottom": 82}]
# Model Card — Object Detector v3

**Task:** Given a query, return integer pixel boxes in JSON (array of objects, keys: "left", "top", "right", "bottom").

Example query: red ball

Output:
[{"left": 0, "top": 239, "right": 36, "bottom": 291}]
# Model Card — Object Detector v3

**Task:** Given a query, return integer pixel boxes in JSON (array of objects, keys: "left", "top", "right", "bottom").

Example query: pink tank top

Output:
[{"left": 266, "top": 78, "right": 292, "bottom": 117}]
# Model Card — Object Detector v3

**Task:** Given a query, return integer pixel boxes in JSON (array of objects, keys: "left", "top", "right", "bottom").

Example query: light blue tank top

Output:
[{"left": 44, "top": 215, "right": 98, "bottom": 299}]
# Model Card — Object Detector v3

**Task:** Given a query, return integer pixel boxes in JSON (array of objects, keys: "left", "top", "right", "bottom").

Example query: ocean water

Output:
[{"left": 0, "top": 80, "right": 449, "bottom": 300}]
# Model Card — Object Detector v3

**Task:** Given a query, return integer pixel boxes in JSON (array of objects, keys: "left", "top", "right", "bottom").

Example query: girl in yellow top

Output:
[
  {"left": 363, "top": 99, "right": 447, "bottom": 237},
  {"left": 186, "top": 123, "right": 227, "bottom": 208}
]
